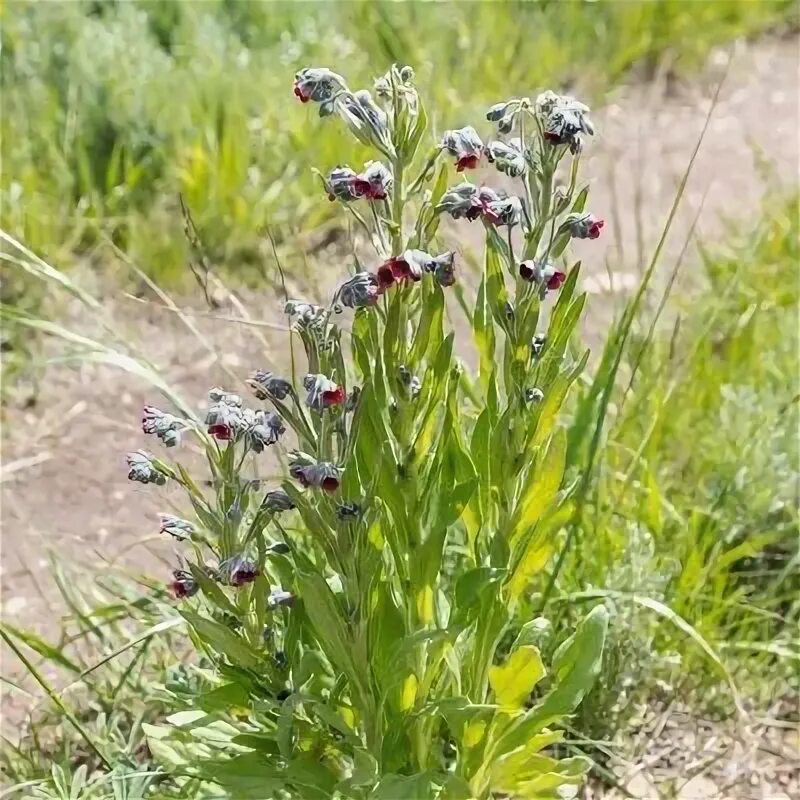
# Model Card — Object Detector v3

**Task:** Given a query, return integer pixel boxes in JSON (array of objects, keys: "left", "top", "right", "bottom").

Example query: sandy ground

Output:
[{"left": 1, "top": 35, "right": 798, "bottom": 797}]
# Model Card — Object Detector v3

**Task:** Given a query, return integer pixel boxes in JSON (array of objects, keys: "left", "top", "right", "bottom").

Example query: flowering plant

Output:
[{"left": 135, "top": 65, "right": 608, "bottom": 798}]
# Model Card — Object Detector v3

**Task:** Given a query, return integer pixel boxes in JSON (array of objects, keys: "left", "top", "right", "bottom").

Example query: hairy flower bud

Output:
[
  {"left": 354, "top": 160, "right": 393, "bottom": 200},
  {"left": 142, "top": 405, "right": 186, "bottom": 448},
  {"left": 430, "top": 251, "right": 456, "bottom": 287},
  {"left": 127, "top": 450, "right": 167, "bottom": 485},
  {"left": 325, "top": 166, "right": 361, "bottom": 202},
  {"left": 535, "top": 90, "right": 594, "bottom": 149},
  {"left": 263, "top": 489, "right": 296, "bottom": 513},
  {"left": 486, "top": 138, "right": 527, "bottom": 177},
  {"left": 247, "top": 411, "right": 285, "bottom": 452},
  {"left": 220, "top": 556, "right": 260, "bottom": 587},
  {"left": 268, "top": 589, "right": 296, "bottom": 609},
  {"left": 158, "top": 513, "right": 194, "bottom": 541},
  {"left": 337, "top": 272, "right": 382, "bottom": 308},
  {"left": 519, "top": 260, "right": 566, "bottom": 298},
  {"left": 247, "top": 370, "right": 292, "bottom": 401}
]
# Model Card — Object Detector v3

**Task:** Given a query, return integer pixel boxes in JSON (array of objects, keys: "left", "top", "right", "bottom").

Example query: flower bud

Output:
[
  {"left": 525, "top": 388, "right": 544, "bottom": 404},
  {"left": 353, "top": 160, "right": 393, "bottom": 200},
  {"left": 325, "top": 166, "right": 361, "bottom": 202},
  {"left": 485, "top": 139, "right": 526, "bottom": 178},
  {"left": 536, "top": 90, "right": 594, "bottom": 148},
  {"left": 266, "top": 542, "right": 292, "bottom": 556},
  {"left": 532, "top": 334, "right": 547, "bottom": 357},
  {"left": 337, "top": 272, "right": 382, "bottom": 309},
  {"left": 430, "top": 251, "right": 456, "bottom": 287},
  {"left": 482, "top": 194, "right": 522, "bottom": 227},
  {"left": 263, "top": 489, "right": 296, "bottom": 513},
  {"left": 158, "top": 513, "right": 194, "bottom": 541},
  {"left": 437, "top": 182, "right": 482, "bottom": 221},
  {"left": 336, "top": 503, "right": 362, "bottom": 521},
  {"left": 142, "top": 405, "right": 186, "bottom": 448},
  {"left": 520, "top": 260, "right": 566, "bottom": 298},
  {"left": 441, "top": 126, "right": 483, "bottom": 171},
  {"left": 127, "top": 451, "right": 168, "bottom": 485},
  {"left": 247, "top": 411, "right": 285, "bottom": 452},
  {"left": 247, "top": 370, "right": 292, "bottom": 401}
]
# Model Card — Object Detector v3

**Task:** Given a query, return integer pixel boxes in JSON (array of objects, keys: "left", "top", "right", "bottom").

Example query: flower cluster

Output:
[
  {"left": 438, "top": 183, "right": 521, "bottom": 227},
  {"left": 126, "top": 450, "right": 167, "bottom": 485},
  {"left": 204, "top": 388, "right": 285, "bottom": 450},
  {"left": 325, "top": 161, "right": 393, "bottom": 202},
  {"left": 142, "top": 405, "right": 188, "bottom": 448},
  {"left": 535, "top": 90, "right": 594, "bottom": 153}
]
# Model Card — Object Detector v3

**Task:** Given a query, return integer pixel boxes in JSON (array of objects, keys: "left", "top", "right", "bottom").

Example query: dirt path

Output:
[{"left": 1, "top": 35, "right": 798, "bottom": 794}]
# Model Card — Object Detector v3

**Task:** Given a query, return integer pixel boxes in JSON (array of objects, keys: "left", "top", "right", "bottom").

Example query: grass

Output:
[{"left": 2, "top": 0, "right": 796, "bottom": 285}]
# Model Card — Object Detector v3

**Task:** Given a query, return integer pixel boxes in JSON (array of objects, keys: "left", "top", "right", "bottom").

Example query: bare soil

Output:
[{"left": 1, "top": 35, "right": 798, "bottom": 797}]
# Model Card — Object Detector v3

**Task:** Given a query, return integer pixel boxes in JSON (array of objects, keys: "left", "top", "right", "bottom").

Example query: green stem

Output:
[{"left": 391, "top": 159, "right": 405, "bottom": 253}]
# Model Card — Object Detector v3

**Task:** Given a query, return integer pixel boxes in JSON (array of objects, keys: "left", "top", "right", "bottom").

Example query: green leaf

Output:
[
  {"left": 489, "top": 646, "right": 546, "bottom": 708},
  {"left": 180, "top": 611, "right": 262, "bottom": 670},
  {"left": 508, "top": 427, "right": 567, "bottom": 547}
]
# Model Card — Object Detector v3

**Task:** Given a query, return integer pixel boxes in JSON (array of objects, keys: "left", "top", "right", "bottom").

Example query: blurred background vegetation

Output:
[{"left": 2, "top": 0, "right": 795, "bottom": 285}]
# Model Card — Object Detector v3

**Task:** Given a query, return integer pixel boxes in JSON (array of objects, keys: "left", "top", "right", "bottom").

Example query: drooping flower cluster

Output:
[
  {"left": 438, "top": 183, "right": 521, "bottom": 227},
  {"left": 535, "top": 90, "right": 594, "bottom": 153},
  {"left": 325, "top": 161, "right": 393, "bottom": 202},
  {"left": 126, "top": 450, "right": 168, "bottom": 485},
  {"left": 204, "top": 388, "right": 285, "bottom": 450},
  {"left": 141, "top": 405, "right": 188, "bottom": 448}
]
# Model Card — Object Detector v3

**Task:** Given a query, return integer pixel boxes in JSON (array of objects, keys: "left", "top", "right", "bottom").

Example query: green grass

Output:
[{"left": 2, "top": 0, "right": 795, "bottom": 284}]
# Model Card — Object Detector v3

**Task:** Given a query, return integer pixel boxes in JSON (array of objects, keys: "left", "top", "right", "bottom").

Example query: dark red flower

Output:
[
  {"left": 587, "top": 218, "right": 604, "bottom": 239},
  {"left": 322, "top": 385, "right": 346, "bottom": 407},
  {"left": 208, "top": 423, "right": 233, "bottom": 441},
  {"left": 169, "top": 570, "right": 197, "bottom": 600},
  {"left": 543, "top": 131, "right": 562, "bottom": 145},
  {"left": 547, "top": 270, "right": 566, "bottom": 290},
  {"left": 519, "top": 261, "right": 536, "bottom": 282},
  {"left": 293, "top": 83, "right": 310, "bottom": 103},
  {"left": 376, "top": 264, "right": 395, "bottom": 290},
  {"left": 456, "top": 154, "right": 480, "bottom": 172},
  {"left": 322, "top": 476, "right": 340, "bottom": 493},
  {"left": 230, "top": 560, "right": 260, "bottom": 587}
]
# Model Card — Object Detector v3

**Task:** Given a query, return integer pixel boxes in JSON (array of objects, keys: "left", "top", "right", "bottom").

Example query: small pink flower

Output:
[
  {"left": 169, "top": 569, "right": 197, "bottom": 600},
  {"left": 441, "top": 126, "right": 483, "bottom": 172}
]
